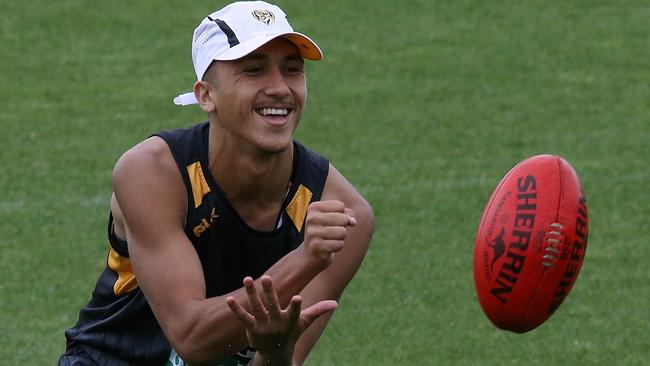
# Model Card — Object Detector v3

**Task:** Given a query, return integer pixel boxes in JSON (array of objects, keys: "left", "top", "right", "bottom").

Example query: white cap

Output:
[{"left": 173, "top": 1, "right": 323, "bottom": 106}]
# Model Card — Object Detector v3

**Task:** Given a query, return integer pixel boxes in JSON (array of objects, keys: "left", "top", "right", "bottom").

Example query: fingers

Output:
[
  {"left": 227, "top": 275, "right": 338, "bottom": 347},
  {"left": 307, "top": 201, "right": 356, "bottom": 227},
  {"left": 261, "top": 275, "right": 281, "bottom": 317},
  {"left": 286, "top": 295, "right": 303, "bottom": 328},
  {"left": 307, "top": 225, "right": 349, "bottom": 242},
  {"left": 241, "top": 275, "right": 284, "bottom": 319},
  {"left": 228, "top": 276, "right": 273, "bottom": 329},
  {"left": 227, "top": 296, "right": 256, "bottom": 328},
  {"left": 243, "top": 276, "right": 267, "bottom": 319}
]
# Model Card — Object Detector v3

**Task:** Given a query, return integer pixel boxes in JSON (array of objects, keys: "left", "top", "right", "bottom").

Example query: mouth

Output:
[
  {"left": 256, "top": 107, "right": 290, "bottom": 117},
  {"left": 255, "top": 107, "right": 292, "bottom": 125}
]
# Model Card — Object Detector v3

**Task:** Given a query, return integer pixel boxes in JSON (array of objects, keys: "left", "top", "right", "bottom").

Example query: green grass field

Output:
[{"left": 1, "top": 0, "right": 649, "bottom": 364}]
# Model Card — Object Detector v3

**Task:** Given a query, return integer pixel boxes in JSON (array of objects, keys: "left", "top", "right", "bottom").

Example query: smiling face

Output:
[{"left": 201, "top": 37, "right": 308, "bottom": 156}]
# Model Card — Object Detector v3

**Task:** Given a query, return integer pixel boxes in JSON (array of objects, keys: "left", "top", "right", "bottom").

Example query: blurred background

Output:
[{"left": 1, "top": 0, "right": 648, "bottom": 364}]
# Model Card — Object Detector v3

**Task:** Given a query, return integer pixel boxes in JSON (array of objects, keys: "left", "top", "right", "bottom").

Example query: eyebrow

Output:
[{"left": 285, "top": 54, "right": 304, "bottom": 63}]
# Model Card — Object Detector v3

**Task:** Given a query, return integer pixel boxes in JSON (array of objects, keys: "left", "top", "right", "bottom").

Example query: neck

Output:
[{"left": 207, "top": 127, "right": 294, "bottom": 207}]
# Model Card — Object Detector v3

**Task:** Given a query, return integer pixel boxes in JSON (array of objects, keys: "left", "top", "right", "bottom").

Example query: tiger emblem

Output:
[{"left": 252, "top": 9, "right": 275, "bottom": 25}]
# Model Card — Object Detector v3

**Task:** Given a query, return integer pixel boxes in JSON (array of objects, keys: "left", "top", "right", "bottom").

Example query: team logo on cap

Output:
[{"left": 252, "top": 9, "right": 275, "bottom": 25}]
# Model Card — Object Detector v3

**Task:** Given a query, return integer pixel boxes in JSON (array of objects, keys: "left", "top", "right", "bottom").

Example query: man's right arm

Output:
[{"left": 111, "top": 137, "right": 345, "bottom": 365}]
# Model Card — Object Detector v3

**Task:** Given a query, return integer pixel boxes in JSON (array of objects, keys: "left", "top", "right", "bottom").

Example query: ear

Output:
[{"left": 194, "top": 80, "right": 216, "bottom": 113}]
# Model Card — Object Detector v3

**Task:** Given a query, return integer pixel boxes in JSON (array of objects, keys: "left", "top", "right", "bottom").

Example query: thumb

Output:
[
  {"left": 300, "top": 300, "right": 338, "bottom": 327},
  {"left": 344, "top": 208, "right": 357, "bottom": 226}
]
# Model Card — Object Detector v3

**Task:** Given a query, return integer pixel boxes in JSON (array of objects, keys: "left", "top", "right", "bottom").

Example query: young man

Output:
[{"left": 59, "top": 1, "right": 374, "bottom": 365}]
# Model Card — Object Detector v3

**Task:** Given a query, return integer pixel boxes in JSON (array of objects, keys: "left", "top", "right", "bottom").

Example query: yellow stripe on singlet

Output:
[
  {"left": 285, "top": 184, "right": 313, "bottom": 232},
  {"left": 107, "top": 247, "right": 138, "bottom": 295},
  {"left": 187, "top": 161, "right": 211, "bottom": 208}
]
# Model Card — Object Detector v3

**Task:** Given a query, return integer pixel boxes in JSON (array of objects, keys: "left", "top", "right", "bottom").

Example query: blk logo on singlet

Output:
[{"left": 193, "top": 208, "right": 219, "bottom": 237}]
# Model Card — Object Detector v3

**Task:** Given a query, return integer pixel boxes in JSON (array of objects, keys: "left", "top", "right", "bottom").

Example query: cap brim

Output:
[
  {"left": 283, "top": 33, "right": 323, "bottom": 60},
  {"left": 216, "top": 32, "right": 323, "bottom": 61}
]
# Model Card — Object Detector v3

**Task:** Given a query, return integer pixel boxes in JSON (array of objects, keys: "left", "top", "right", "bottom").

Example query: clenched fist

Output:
[{"left": 302, "top": 200, "right": 356, "bottom": 270}]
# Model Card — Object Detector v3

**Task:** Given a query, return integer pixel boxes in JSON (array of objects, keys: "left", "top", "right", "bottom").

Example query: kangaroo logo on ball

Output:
[{"left": 487, "top": 227, "right": 507, "bottom": 273}]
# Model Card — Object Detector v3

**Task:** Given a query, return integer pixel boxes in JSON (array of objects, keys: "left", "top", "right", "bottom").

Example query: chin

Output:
[{"left": 256, "top": 137, "right": 294, "bottom": 155}]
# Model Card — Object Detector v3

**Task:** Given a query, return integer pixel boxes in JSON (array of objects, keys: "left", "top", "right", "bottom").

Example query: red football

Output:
[{"left": 473, "top": 154, "right": 588, "bottom": 333}]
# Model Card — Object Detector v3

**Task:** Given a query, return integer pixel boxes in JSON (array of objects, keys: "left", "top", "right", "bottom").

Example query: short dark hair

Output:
[{"left": 202, "top": 61, "right": 218, "bottom": 83}]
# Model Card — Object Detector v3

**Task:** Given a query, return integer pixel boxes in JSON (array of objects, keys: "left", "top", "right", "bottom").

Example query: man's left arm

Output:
[{"left": 292, "top": 163, "right": 375, "bottom": 365}]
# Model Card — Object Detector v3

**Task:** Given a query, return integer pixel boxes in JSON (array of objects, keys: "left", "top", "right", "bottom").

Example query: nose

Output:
[{"left": 263, "top": 67, "right": 291, "bottom": 98}]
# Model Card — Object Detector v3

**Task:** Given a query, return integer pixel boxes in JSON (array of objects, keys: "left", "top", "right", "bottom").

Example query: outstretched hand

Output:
[{"left": 226, "top": 275, "right": 337, "bottom": 364}]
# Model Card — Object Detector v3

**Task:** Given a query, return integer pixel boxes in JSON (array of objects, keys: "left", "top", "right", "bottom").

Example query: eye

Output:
[
  {"left": 243, "top": 66, "right": 264, "bottom": 75},
  {"left": 285, "top": 63, "right": 304, "bottom": 75}
]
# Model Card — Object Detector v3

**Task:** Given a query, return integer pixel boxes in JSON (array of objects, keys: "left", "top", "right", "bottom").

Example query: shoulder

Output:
[
  {"left": 112, "top": 136, "right": 177, "bottom": 185},
  {"left": 111, "top": 136, "right": 186, "bottom": 222}
]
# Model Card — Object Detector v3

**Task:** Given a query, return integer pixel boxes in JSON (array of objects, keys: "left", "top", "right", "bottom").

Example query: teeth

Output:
[{"left": 259, "top": 108, "right": 289, "bottom": 116}]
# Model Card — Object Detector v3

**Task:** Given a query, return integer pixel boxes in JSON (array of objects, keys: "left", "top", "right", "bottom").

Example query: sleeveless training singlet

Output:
[{"left": 61, "top": 122, "right": 329, "bottom": 365}]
